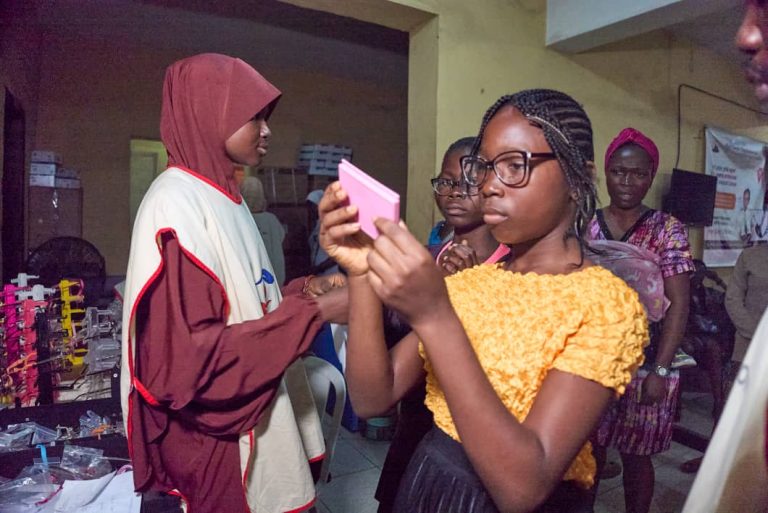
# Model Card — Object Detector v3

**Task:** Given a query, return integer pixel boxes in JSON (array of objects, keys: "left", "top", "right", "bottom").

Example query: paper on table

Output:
[
  {"left": 51, "top": 470, "right": 140, "bottom": 513},
  {"left": 338, "top": 159, "right": 400, "bottom": 239}
]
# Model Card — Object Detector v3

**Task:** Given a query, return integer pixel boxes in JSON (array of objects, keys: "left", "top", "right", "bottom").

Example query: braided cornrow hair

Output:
[
  {"left": 447, "top": 136, "right": 476, "bottom": 155},
  {"left": 470, "top": 89, "right": 596, "bottom": 253}
]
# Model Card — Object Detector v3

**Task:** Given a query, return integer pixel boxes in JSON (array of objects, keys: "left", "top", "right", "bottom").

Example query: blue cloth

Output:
[
  {"left": 427, "top": 221, "right": 448, "bottom": 246},
  {"left": 309, "top": 221, "right": 339, "bottom": 276}
]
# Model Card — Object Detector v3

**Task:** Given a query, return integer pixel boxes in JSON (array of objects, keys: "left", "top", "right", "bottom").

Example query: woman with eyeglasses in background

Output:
[
  {"left": 318, "top": 89, "right": 647, "bottom": 513},
  {"left": 375, "top": 136, "right": 509, "bottom": 513},
  {"left": 430, "top": 137, "right": 512, "bottom": 273}
]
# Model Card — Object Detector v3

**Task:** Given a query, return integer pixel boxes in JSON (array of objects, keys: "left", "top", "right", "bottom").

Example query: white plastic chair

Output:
[
  {"left": 303, "top": 355, "right": 347, "bottom": 484},
  {"left": 330, "top": 323, "right": 348, "bottom": 371}
]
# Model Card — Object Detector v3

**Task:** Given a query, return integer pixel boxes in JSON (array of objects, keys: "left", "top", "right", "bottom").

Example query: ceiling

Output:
[
  {"left": 669, "top": 6, "right": 745, "bottom": 64},
  {"left": 19, "top": 1, "right": 746, "bottom": 69},
  {"left": 23, "top": 0, "right": 409, "bottom": 86},
  {"left": 136, "top": 0, "right": 409, "bottom": 55}
]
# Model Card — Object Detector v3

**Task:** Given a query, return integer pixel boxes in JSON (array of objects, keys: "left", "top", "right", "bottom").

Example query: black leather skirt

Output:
[{"left": 392, "top": 426, "right": 594, "bottom": 513}]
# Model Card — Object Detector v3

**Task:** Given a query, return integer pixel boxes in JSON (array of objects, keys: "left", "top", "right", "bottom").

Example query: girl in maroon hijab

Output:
[{"left": 120, "top": 53, "right": 345, "bottom": 513}]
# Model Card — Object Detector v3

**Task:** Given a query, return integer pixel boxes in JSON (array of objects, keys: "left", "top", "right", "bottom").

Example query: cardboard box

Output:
[
  {"left": 57, "top": 168, "right": 80, "bottom": 179},
  {"left": 28, "top": 175, "right": 81, "bottom": 189},
  {"left": 55, "top": 177, "right": 81, "bottom": 189},
  {"left": 31, "top": 150, "right": 62, "bottom": 165},
  {"left": 30, "top": 162, "right": 58, "bottom": 176},
  {"left": 29, "top": 174, "right": 56, "bottom": 187}
]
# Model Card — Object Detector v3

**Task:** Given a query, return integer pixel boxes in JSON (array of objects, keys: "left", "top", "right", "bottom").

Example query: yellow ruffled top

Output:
[{"left": 420, "top": 264, "right": 648, "bottom": 488}]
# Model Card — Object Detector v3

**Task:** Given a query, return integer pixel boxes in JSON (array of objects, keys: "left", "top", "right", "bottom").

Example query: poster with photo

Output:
[{"left": 703, "top": 127, "right": 768, "bottom": 267}]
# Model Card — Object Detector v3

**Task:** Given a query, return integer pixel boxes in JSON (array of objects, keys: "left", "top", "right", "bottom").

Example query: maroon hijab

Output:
[{"left": 160, "top": 53, "right": 281, "bottom": 198}]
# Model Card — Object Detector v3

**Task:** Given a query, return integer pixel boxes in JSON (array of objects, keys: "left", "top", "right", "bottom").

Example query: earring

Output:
[
  {"left": 570, "top": 186, "right": 581, "bottom": 202},
  {"left": 572, "top": 213, "right": 584, "bottom": 237}
]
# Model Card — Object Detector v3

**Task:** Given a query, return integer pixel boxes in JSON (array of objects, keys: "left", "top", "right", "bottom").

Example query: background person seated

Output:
[
  {"left": 241, "top": 176, "right": 287, "bottom": 285},
  {"left": 725, "top": 244, "right": 768, "bottom": 363}
]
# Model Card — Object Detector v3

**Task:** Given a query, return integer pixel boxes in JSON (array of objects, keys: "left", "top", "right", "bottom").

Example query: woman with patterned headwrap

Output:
[{"left": 588, "top": 128, "right": 694, "bottom": 513}]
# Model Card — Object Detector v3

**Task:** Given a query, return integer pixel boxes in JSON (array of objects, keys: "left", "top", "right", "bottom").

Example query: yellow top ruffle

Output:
[{"left": 420, "top": 264, "right": 648, "bottom": 488}]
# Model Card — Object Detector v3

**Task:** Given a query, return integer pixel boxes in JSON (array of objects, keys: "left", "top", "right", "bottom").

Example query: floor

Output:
[{"left": 316, "top": 391, "right": 715, "bottom": 513}]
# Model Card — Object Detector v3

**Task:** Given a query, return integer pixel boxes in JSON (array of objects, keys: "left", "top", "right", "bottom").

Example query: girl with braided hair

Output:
[{"left": 319, "top": 89, "right": 647, "bottom": 513}]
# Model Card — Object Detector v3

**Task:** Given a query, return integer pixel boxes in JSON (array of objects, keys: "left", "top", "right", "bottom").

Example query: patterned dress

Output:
[
  {"left": 589, "top": 208, "right": 694, "bottom": 455},
  {"left": 589, "top": 209, "right": 694, "bottom": 279}
]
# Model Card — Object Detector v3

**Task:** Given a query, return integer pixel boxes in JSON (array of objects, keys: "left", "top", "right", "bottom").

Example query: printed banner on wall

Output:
[{"left": 703, "top": 127, "right": 768, "bottom": 267}]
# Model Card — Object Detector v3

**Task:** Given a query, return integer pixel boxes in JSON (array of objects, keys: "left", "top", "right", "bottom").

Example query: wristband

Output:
[{"left": 302, "top": 275, "right": 317, "bottom": 296}]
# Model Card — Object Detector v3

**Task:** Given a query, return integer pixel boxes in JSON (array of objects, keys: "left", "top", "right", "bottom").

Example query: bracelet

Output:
[{"left": 301, "top": 275, "right": 317, "bottom": 296}]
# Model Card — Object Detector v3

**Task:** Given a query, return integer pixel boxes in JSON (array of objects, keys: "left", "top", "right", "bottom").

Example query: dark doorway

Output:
[{"left": 2, "top": 88, "right": 26, "bottom": 283}]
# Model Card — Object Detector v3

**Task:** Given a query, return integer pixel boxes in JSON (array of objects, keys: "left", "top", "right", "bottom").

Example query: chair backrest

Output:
[
  {"left": 303, "top": 355, "right": 347, "bottom": 484},
  {"left": 330, "top": 323, "right": 348, "bottom": 371}
]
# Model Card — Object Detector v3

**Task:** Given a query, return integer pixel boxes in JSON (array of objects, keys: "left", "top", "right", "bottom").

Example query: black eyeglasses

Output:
[
  {"left": 460, "top": 150, "right": 556, "bottom": 187},
  {"left": 430, "top": 177, "right": 480, "bottom": 196}
]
